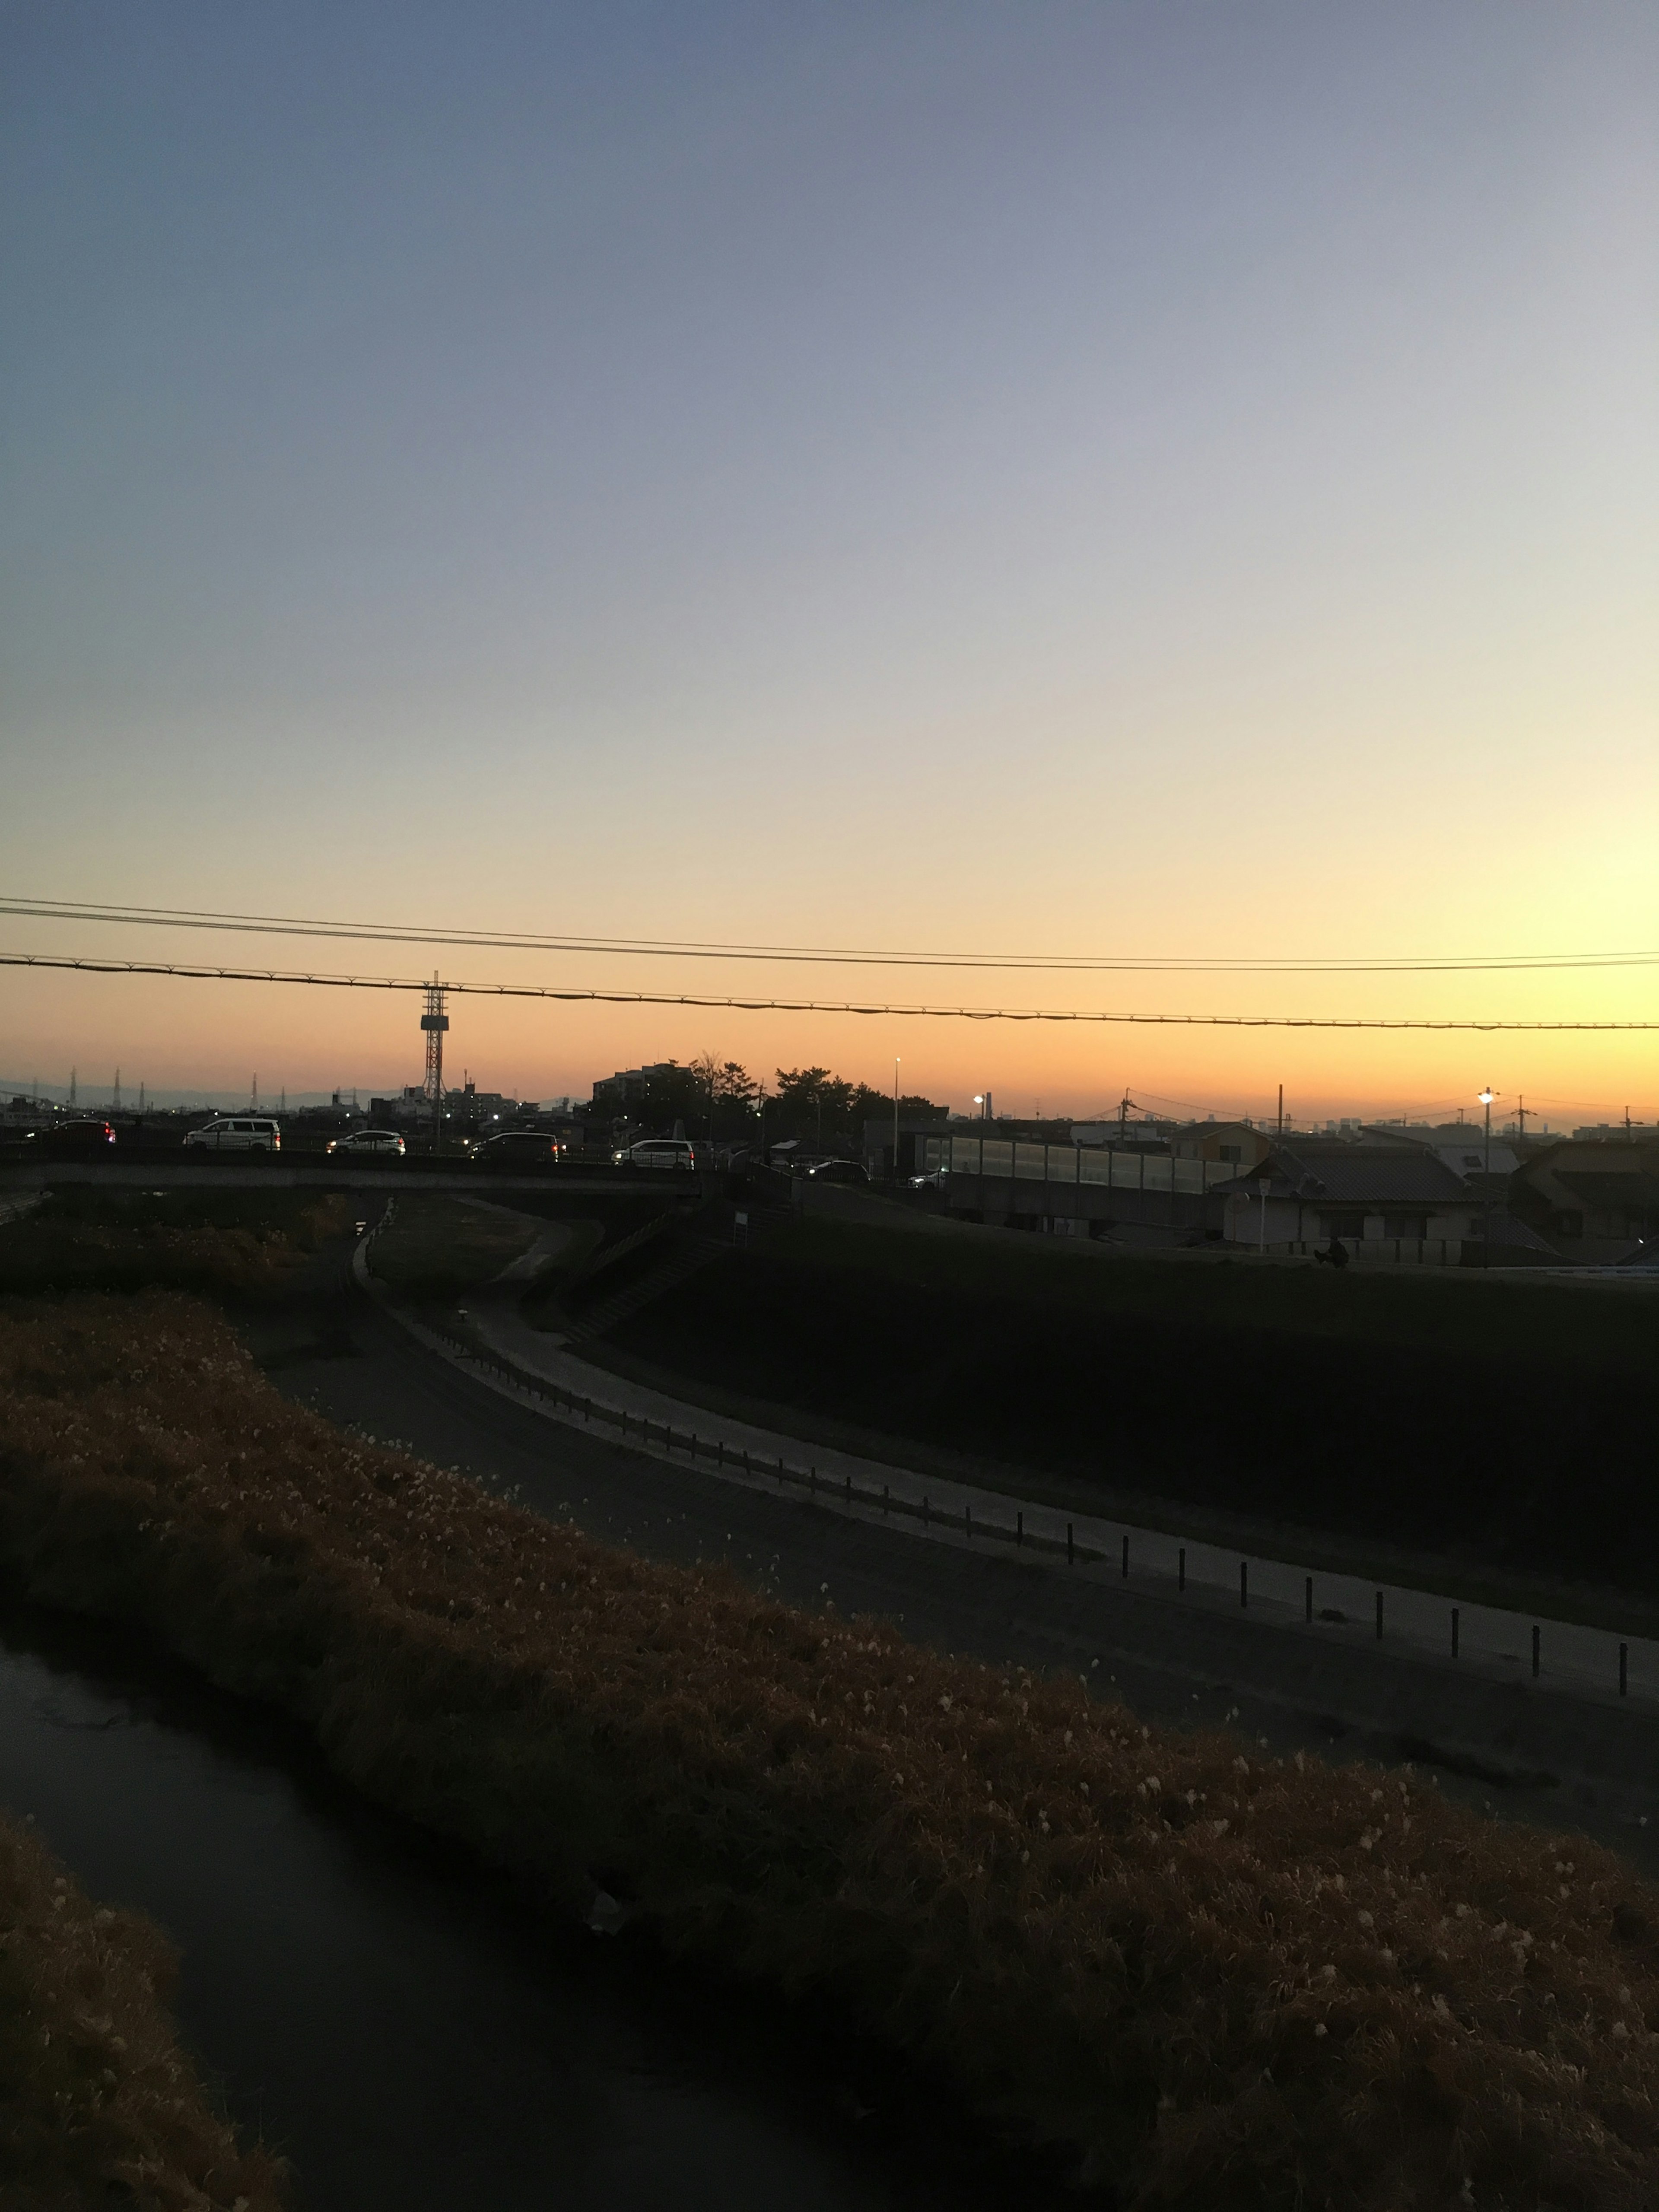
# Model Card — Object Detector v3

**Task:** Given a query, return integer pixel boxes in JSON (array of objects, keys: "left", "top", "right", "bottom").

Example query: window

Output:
[
  {"left": 1319, "top": 1212, "right": 1367, "bottom": 1240},
  {"left": 1382, "top": 1213, "right": 1428, "bottom": 1239},
  {"left": 1218, "top": 1143, "right": 1242, "bottom": 1163}
]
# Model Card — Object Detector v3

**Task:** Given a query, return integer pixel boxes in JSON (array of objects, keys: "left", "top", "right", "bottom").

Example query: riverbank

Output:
[
  {"left": 0, "top": 1801, "right": 284, "bottom": 2211},
  {"left": 4, "top": 1288, "right": 1659, "bottom": 2207}
]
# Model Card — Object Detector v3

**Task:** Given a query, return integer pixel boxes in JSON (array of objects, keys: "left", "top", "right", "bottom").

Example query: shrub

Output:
[
  {"left": 2, "top": 1291, "right": 1658, "bottom": 2206},
  {"left": 0, "top": 1805, "right": 286, "bottom": 2209}
]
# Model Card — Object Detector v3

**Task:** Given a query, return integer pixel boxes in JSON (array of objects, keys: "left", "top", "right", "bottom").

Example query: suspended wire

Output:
[
  {"left": 3, "top": 895, "right": 1656, "bottom": 977},
  {"left": 5, "top": 952, "right": 1655, "bottom": 1032}
]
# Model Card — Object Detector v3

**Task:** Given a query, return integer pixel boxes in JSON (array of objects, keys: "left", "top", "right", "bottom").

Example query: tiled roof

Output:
[{"left": 1263, "top": 1145, "right": 1471, "bottom": 1205}]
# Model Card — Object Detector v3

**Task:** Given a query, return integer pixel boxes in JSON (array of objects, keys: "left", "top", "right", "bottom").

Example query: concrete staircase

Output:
[{"left": 563, "top": 1233, "right": 728, "bottom": 1342}]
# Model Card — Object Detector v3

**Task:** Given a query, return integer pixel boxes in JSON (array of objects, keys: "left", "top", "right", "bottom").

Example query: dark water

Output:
[{"left": 0, "top": 1605, "right": 1047, "bottom": 2212}]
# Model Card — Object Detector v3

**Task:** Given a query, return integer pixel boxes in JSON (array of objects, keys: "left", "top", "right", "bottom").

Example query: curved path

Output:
[{"left": 248, "top": 1249, "right": 1659, "bottom": 1876}]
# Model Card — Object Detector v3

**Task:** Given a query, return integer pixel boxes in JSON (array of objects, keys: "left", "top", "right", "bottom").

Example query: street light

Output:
[
  {"left": 893, "top": 1057, "right": 901, "bottom": 1182},
  {"left": 1477, "top": 1088, "right": 1498, "bottom": 1267}
]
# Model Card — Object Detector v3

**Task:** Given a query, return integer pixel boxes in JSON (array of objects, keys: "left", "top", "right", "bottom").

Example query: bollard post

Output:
[
  {"left": 1067, "top": 1522, "right": 1075, "bottom": 1566},
  {"left": 1240, "top": 1561, "right": 1248, "bottom": 1609},
  {"left": 1178, "top": 1547, "right": 1185, "bottom": 1593},
  {"left": 1452, "top": 1607, "right": 1459, "bottom": 1658},
  {"left": 1305, "top": 1576, "right": 1313, "bottom": 1624},
  {"left": 744, "top": 1448, "right": 751, "bottom": 1477},
  {"left": 1621, "top": 1642, "right": 1629, "bottom": 1697},
  {"left": 584, "top": 1398, "right": 591, "bottom": 1423},
  {"left": 1375, "top": 1590, "right": 1383, "bottom": 1640},
  {"left": 1532, "top": 1625, "right": 1540, "bottom": 1679},
  {"left": 1016, "top": 1510, "right": 1023, "bottom": 1545},
  {"left": 1122, "top": 1535, "right": 1129, "bottom": 1579}
]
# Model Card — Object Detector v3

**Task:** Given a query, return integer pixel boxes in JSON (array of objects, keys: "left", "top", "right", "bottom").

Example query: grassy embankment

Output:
[
  {"left": 364, "top": 1190, "right": 686, "bottom": 1311},
  {"left": 3, "top": 1290, "right": 1659, "bottom": 2207},
  {"left": 0, "top": 1187, "right": 351, "bottom": 1304},
  {"left": 0, "top": 1803, "right": 285, "bottom": 2210},
  {"left": 604, "top": 1215, "right": 1659, "bottom": 1600}
]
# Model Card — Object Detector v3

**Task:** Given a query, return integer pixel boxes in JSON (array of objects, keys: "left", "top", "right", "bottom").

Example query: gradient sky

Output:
[{"left": 2, "top": 2, "right": 1655, "bottom": 1121}]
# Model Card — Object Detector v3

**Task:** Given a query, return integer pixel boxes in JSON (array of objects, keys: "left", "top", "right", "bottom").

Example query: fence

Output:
[
  {"left": 412, "top": 1303, "right": 1648, "bottom": 1706},
  {"left": 921, "top": 1135, "right": 1234, "bottom": 1196}
]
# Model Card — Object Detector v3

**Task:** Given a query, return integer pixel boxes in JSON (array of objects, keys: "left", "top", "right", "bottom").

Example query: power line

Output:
[
  {"left": 3, "top": 894, "right": 1657, "bottom": 977},
  {"left": 5, "top": 951, "right": 1656, "bottom": 1032}
]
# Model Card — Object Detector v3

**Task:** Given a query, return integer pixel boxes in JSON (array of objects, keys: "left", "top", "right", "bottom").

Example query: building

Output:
[
  {"left": 1360, "top": 1121, "right": 1520, "bottom": 1182},
  {"left": 1169, "top": 1120, "right": 1276, "bottom": 1170},
  {"left": 591, "top": 1064, "right": 677, "bottom": 1111},
  {"left": 1219, "top": 1137, "right": 1557, "bottom": 1265},
  {"left": 1509, "top": 1140, "right": 1659, "bottom": 1263}
]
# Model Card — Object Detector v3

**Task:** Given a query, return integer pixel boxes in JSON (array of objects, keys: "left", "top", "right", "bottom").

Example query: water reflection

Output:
[{"left": 0, "top": 1605, "right": 1049, "bottom": 2212}]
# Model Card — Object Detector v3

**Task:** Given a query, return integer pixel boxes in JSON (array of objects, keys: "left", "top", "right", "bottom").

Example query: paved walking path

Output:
[{"left": 356, "top": 1237, "right": 1659, "bottom": 1711}]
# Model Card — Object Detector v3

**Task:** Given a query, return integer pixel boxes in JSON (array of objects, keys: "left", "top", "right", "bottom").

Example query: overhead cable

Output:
[
  {"left": 2, "top": 896, "right": 1656, "bottom": 977},
  {"left": 3, "top": 952, "right": 1655, "bottom": 1032}
]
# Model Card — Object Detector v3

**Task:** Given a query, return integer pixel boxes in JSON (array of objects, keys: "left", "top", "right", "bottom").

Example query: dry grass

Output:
[
  {"left": 0, "top": 1806, "right": 286, "bottom": 2211},
  {"left": 0, "top": 1191, "right": 350, "bottom": 1303},
  {"left": 3, "top": 1290, "right": 1659, "bottom": 2207}
]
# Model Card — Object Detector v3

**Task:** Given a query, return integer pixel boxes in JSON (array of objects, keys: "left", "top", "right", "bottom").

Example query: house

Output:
[
  {"left": 1509, "top": 1140, "right": 1659, "bottom": 1264},
  {"left": 1360, "top": 1121, "right": 1520, "bottom": 1182},
  {"left": 1170, "top": 1120, "right": 1276, "bottom": 1171},
  {"left": 1218, "top": 1138, "right": 1552, "bottom": 1265}
]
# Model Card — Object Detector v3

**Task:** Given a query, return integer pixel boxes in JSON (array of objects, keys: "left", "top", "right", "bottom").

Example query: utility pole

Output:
[
  {"left": 420, "top": 975, "right": 449, "bottom": 1154},
  {"left": 112, "top": 1069, "right": 121, "bottom": 1111},
  {"left": 893, "top": 1056, "right": 901, "bottom": 1183},
  {"left": 69, "top": 1068, "right": 76, "bottom": 1109},
  {"left": 251, "top": 1075, "right": 258, "bottom": 1112},
  {"left": 1277, "top": 1083, "right": 1284, "bottom": 1138}
]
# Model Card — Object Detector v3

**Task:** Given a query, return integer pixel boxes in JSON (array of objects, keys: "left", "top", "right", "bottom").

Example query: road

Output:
[{"left": 246, "top": 1252, "right": 1659, "bottom": 1877}]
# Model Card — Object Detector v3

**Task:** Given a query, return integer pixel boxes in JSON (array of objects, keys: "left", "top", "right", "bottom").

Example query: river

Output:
[{"left": 0, "top": 1602, "right": 1050, "bottom": 2212}]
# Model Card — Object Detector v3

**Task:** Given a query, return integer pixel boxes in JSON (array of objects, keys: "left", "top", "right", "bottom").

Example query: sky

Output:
[{"left": 2, "top": 1, "right": 1656, "bottom": 1124}]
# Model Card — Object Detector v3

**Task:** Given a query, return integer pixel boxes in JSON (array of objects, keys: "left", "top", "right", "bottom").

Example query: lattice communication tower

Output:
[{"left": 420, "top": 975, "right": 449, "bottom": 1151}]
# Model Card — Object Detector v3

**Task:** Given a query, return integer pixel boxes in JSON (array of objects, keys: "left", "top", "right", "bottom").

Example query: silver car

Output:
[{"left": 326, "top": 1129, "right": 406, "bottom": 1159}]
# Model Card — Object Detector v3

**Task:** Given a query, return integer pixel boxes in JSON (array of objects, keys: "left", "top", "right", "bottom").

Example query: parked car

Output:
[
  {"left": 806, "top": 1158, "right": 868, "bottom": 1185},
  {"left": 36, "top": 1119, "right": 117, "bottom": 1154},
  {"left": 325, "top": 1129, "right": 406, "bottom": 1160},
  {"left": 470, "top": 1130, "right": 561, "bottom": 1170},
  {"left": 183, "top": 1116, "right": 282, "bottom": 1154},
  {"left": 612, "top": 1137, "right": 700, "bottom": 1171}
]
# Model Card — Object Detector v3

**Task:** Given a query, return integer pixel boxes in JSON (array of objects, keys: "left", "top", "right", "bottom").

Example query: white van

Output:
[
  {"left": 612, "top": 1137, "right": 699, "bottom": 1171},
  {"left": 184, "top": 1117, "right": 283, "bottom": 1154}
]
